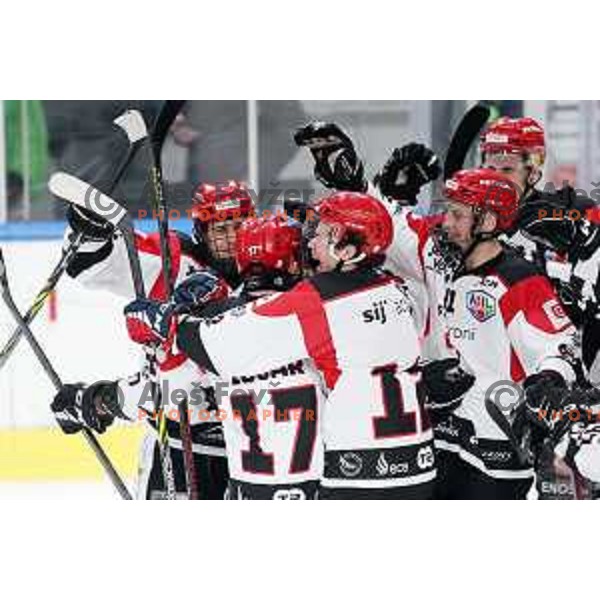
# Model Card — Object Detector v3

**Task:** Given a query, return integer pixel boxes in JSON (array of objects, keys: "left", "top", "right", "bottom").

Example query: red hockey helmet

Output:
[
  {"left": 444, "top": 168, "right": 520, "bottom": 231},
  {"left": 315, "top": 191, "right": 394, "bottom": 256},
  {"left": 236, "top": 215, "right": 302, "bottom": 274},
  {"left": 480, "top": 117, "right": 545, "bottom": 164},
  {"left": 191, "top": 181, "right": 254, "bottom": 225}
]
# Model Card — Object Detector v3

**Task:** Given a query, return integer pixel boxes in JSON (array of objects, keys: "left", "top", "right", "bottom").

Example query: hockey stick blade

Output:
[
  {"left": 49, "top": 172, "right": 128, "bottom": 227},
  {"left": 114, "top": 109, "right": 148, "bottom": 144},
  {"left": 443, "top": 103, "right": 491, "bottom": 181}
]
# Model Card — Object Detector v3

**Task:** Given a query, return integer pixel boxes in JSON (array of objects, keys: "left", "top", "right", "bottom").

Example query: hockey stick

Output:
[
  {"left": 151, "top": 104, "right": 196, "bottom": 491},
  {"left": 48, "top": 172, "right": 179, "bottom": 499},
  {"left": 443, "top": 103, "right": 491, "bottom": 181},
  {"left": 0, "top": 110, "right": 148, "bottom": 373},
  {"left": 144, "top": 101, "right": 199, "bottom": 500},
  {"left": 0, "top": 248, "right": 133, "bottom": 499}
]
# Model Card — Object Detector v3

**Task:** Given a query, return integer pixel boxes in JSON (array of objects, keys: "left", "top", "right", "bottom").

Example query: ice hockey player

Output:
[
  {"left": 124, "top": 192, "right": 436, "bottom": 499},
  {"left": 125, "top": 214, "right": 325, "bottom": 499},
  {"left": 63, "top": 179, "right": 253, "bottom": 294},
  {"left": 478, "top": 117, "right": 600, "bottom": 380},
  {"left": 431, "top": 168, "right": 581, "bottom": 498},
  {"left": 52, "top": 180, "right": 254, "bottom": 498}
]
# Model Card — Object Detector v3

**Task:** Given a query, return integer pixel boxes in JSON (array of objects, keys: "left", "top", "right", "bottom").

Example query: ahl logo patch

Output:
[{"left": 466, "top": 290, "right": 496, "bottom": 322}]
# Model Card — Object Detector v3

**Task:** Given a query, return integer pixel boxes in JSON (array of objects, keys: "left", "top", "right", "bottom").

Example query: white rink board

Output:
[{"left": 0, "top": 239, "right": 142, "bottom": 429}]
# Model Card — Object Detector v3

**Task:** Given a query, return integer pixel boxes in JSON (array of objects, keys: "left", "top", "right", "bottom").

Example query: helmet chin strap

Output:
[
  {"left": 458, "top": 210, "right": 499, "bottom": 270},
  {"left": 327, "top": 242, "right": 366, "bottom": 271}
]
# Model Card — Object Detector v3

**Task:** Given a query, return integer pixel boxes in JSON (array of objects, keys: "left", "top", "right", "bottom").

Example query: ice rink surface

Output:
[{"left": 0, "top": 480, "right": 133, "bottom": 499}]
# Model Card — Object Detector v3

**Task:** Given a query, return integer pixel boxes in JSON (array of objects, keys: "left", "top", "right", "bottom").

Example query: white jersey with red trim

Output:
[
  {"left": 374, "top": 194, "right": 453, "bottom": 362},
  {"left": 178, "top": 297, "right": 326, "bottom": 499},
  {"left": 436, "top": 250, "right": 577, "bottom": 478},
  {"left": 64, "top": 227, "right": 230, "bottom": 453},
  {"left": 64, "top": 228, "right": 212, "bottom": 301},
  {"left": 374, "top": 198, "right": 578, "bottom": 478},
  {"left": 177, "top": 268, "right": 435, "bottom": 496}
]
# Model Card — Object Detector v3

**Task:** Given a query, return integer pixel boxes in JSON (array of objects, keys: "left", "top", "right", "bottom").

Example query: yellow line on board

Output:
[{"left": 0, "top": 424, "right": 145, "bottom": 480}]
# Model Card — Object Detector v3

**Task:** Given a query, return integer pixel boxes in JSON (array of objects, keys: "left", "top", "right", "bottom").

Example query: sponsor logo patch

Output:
[
  {"left": 416, "top": 446, "right": 435, "bottom": 470},
  {"left": 542, "top": 299, "right": 570, "bottom": 330},
  {"left": 273, "top": 488, "right": 307, "bottom": 500},
  {"left": 375, "top": 452, "right": 409, "bottom": 477},
  {"left": 339, "top": 452, "right": 363, "bottom": 478}
]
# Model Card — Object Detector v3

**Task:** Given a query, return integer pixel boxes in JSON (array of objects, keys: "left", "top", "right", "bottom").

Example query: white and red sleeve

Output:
[{"left": 499, "top": 274, "right": 577, "bottom": 383}]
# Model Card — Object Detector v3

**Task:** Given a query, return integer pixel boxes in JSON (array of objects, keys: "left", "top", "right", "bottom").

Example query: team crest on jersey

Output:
[{"left": 466, "top": 290, "right": 496, "bottom": 322}]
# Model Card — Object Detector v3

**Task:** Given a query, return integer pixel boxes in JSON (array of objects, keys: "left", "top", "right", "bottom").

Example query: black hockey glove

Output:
[
  {"left": 374, "top": 143, "right": 440, "bottom": 204},
  {"left": 51, "top": 383, "right": 86, "bottom": 434},
  {"left": 421, "top": 358, "right": 475, "bottom": 416},
  {"left": 66, "top": 204, "right": 114, "bottom": 242},
  {"left": 518, "top": 198, "right": 577, "bottom": 255},
  {"left": 294, "top": 121, "right": 366, "bottom": 192},
  {"left": 51, "top": 381, "right": 128, "bottom": 435},
  {"left": 521, "top": 370, "right": 568, "bottom": 434},
  {"left": 505, "top": 370, "right": 569, "bottom": 465}
]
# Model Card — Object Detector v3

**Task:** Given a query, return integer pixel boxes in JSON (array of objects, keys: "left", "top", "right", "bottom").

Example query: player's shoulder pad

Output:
[
  {"left": 308, "top": 267, "right": 391, "bottom": 301},
  {"left": 492, "top": 248, "right": 544, "bottom": 287}
]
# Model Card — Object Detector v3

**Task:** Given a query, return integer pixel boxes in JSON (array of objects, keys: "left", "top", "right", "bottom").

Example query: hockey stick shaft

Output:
[
  {"left": 0, "top": 249, "right": 133, "bottom": 499},
  {"left": 147, "top": 101, "right": 199, "bottom": 500},
  {"left": 0, "top": 112, "right": 148, "bottom": 372}
]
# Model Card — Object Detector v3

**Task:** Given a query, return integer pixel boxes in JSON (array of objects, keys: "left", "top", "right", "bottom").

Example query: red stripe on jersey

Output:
[
  {"left": 509, "top": 347, "right": 526, "bottom": 382},
  {"left": 423, "top": 305, "right": 432, "bottom": 339},
  {"left": 253, "top": 281, "right": 341, "bottom": 389},
  {"left": 159, "top": 351, "right": 188, "bottom": 372},
  {"left": 499, "top": 274, "right": 571, "bottom": 333},
  {"left": 136, "top": 231, "right": 183, "bottom": 302},
  {"left": 148, "top": 231, "right": 181, "bottom": 301},
  {"left": 406, "top": 212, "right": 433, "bottom": 270},
  {"left": 134, "top": 231, "right": 161, "bottom": 256}
]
